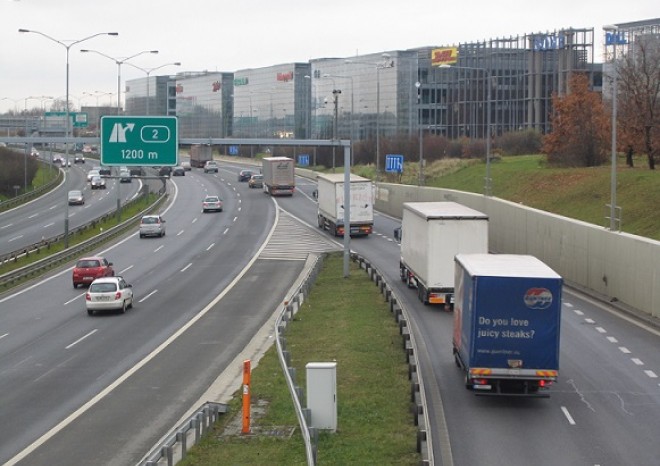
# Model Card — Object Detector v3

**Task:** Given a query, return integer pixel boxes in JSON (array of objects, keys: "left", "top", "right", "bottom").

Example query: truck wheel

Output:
[
  {"left": 400, "top": 266, "right": 407, "bottom": 282},
  {"left": 454, "top": 353, "right": 462, "bottom": 368},
  {"left": 318, "top": 216, "right": 324, "bottom": 228}
]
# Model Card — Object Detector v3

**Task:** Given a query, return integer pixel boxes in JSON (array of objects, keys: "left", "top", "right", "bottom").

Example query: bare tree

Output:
[{"left": 617, "top": 38, "right": 660, "bottom": 170}]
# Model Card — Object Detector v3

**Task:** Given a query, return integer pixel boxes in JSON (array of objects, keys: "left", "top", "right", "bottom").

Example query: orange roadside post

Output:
[{"left": 242, "top": 359, "right": 251, "bottom": 434}]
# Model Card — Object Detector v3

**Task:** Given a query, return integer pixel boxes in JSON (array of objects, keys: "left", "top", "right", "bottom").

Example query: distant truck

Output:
[
  {"left": 397, "top": 202, "right": 488, "bottom": 307},
  {"left": 316, "top": 173, "right": 373, "bottom": 236},
  {"left": 262, "top": 156, "right": 295, "bottom": 196},
  {"left": 189, "top": 144, "right": 213, "bottom": 168},
  {"left": 453, "top": 253, "right": 563, "bottom": 396}
]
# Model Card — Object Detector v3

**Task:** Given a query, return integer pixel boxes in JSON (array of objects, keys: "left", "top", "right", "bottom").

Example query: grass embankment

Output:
[
  {"left": 352, "top": 154, "right": 660, "bottom": 241},
  {"left": 180, "top": 253, "right": 420, "bottom": 465}
]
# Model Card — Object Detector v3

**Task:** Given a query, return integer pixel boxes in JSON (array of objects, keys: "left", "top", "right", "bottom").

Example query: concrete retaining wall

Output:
[{"left": 374, "top": 183, "right": 660, "bottom": 320}]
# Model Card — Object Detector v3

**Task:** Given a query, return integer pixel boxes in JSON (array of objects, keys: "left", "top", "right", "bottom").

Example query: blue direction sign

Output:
[
  {"left": 385, "top": 154, "right": 404, "bottom": 174},
  {"left": 100, "top": 116, "right": 178, "bottom": 166},
  {"left": 298, "top": 154, "right": 310, "bottom": 167}
]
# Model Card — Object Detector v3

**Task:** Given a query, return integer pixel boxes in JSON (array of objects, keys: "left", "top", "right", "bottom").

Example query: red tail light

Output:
[
  {"left": 473, "top": 378, "right": 489, "bottom": 385},
  {"left": 115, "top": 292, "right": 121, "bottom": 300},
  {"left": 85, "top": 293, "right": 91, "bottom": 301}
]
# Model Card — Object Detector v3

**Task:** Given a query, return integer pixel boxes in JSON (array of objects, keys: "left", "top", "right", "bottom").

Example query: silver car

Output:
[
  {"left": 90, "top": 176, "right": 106, "bottom": 189},
  {"left": 85, "top": 276, "right": 133, "bottom": 315},
  {"left": 139, "top": 214, "right": 166, "bottom": 238},
  {"left": 68, "top": 189, "right": 85, "bottom": 205}
]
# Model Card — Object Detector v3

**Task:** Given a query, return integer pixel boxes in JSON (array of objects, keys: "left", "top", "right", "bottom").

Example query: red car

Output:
[{"left": 72, "top": 256, "right": 115, "bottom": 288}]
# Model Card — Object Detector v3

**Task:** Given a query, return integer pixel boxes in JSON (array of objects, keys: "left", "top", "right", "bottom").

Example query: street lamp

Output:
[
  {"left": 125, "top": 61, "right": 181, "bottom": 115},
  {"left": 603, "top": 24, "right": 620, "bottom": 231},
  {"left": 323, "top": 74, "right": 355, "bottom": 166},
  {"left": 415, "top": 81, "right": 423, "bottom": 186},
  {"left": 80, "top": 49, "right": 159, "bottom": 114},
  {"left": 440, "top": 64, "right": 492, "bottom": 195},
  {"left": 346, "top": 54, "right": 394, "bottom": 180},
  {"left": 19, "top": 28, "right": 118, "bottom": 248}
]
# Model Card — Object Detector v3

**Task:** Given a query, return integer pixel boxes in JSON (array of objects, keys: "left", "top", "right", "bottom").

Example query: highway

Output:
[
  {"left": 0, "top": 156, "right": 144, "bottom": 257},
  {"left": 1, "top": 162, "right": 659, "bottom": 465}
]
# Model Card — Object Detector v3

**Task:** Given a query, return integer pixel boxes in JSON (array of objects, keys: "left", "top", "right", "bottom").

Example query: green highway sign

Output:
[{"left": 100, "top": 116, "right": 178, "bottom": 166}]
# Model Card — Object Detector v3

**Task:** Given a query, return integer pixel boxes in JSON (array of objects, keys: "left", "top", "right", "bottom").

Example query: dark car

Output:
[
  {"left": 130, "top": 167, "right": 146, "bottom": 177},
  {"left": 238, "top": 169, "right": 253, "bottom": 182},
  {"left": 158, "top": 166, "right": 172, "bottom": 177},
  {"left": 72, "top": 256, "right": 114, "bottom": 288},
  {"left": 98, "top": 166, "right": 111, "bottom": 176},
  {"left": 172, "top": 166, "right": 185, "bottom": 176}
]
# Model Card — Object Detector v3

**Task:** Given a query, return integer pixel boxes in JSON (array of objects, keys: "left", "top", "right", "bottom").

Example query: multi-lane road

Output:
[{"left": 1, "top": 162, "right": 659, "bottom": 465}]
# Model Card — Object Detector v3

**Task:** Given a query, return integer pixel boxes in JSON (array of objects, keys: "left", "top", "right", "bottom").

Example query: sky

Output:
[{"left": 2, "top": 0, "right": 658, "bottom": 113}]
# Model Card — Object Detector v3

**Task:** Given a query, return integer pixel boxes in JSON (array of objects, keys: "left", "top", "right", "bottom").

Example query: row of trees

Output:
[
  {"left": 0, "top": 147, "right": 38, "bottom": 197},
  {"left": 544, "top": 40, "right": 659, "bottom": 169}
]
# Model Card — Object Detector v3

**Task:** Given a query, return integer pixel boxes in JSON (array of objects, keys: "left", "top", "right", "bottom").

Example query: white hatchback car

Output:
[
  {"left": 85, "top": 276, "right": 133, "bottom": 315},
  {"left": 139, "top": 214, "right": 166, "bottom": 238}
]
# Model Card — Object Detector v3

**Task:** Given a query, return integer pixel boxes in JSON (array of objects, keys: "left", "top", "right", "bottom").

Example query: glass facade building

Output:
[{"left": 122, "top": 20, "right": 660, "bottom": 146}]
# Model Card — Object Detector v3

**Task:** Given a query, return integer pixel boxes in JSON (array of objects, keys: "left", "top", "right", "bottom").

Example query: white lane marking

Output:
[
  {"left": 206, "top": 243, "right": 215, "bottom": 251},
  {"left": 644, "top": 370, "right": 657, "bottom": 378},
  {"left": 8, "top": 235, "right": 23, "bottom": 242},
  {"left": 139, "top": 290, "right": 158, "bottom": 303},
  {"left": 49, "top": 205, "right": 58, "bottom": 210},
  {"left": 0, "top": 333, "right": 8, "bottom": 340},
  {"left": 28, "top": 213, "right": 39, "bottom": 219},
  {"left": 595, "top": 327, "right": 606, "bottom": 333},
  {"left": 177, "top": 230, "right": 184, "bottom": 236},
  {"left": 561, "top": 406, "right": 576, "bottom": 425},
  {"left": 573, "top": 309, "right": 583, "bottom": 316},
  {"left": 564, "top": 302, "right": 574, "bottom": 308},
  {"left": 223, "top": 227, "right": 229, "bottom": 235},
  {"left": 154, "top": 245, "right": 164, "bottom": 252},
  {"left": 233, "top": 216, "right": 238, "bottom": 222},
  {"left": 1, "top": 223, "right": 13, "bottom": 229},
  {"left": 238, "top": 207, "right": 242, "bottom": 212},
  {"left": 584, "top": 318, "right": 595, "bottom": 324},
  {"left": 119, "top": 265, "right": 134, "bottom": 275},
  {"left": 631, "top": 358, "right": 644, "bottom": 366},
  {"left": 192, "top": 218, "right": 198, "bottom": 224},
  {"left": 43, "top": 222, "right": 55, "bottom": 228},
  {"left": 65, "top": 329, "right": 98, "bottom": 350},
  {"left": 181, "top": 263, "right": 192, "bottom": 272},
  {"left": 619, "top": 347, "right": 631, "bottom": 354},
  {"left": 64, "top": 294, "right": 85, "bottom": 305},
  {"left": 606, "top": 336, "right": 618, "bottom": 343}
]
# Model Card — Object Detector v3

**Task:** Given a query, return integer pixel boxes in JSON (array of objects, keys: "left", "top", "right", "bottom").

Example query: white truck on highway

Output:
[
  {"left": 316, "top": 173, "right": 374, "bottom": 237},
  {"left": 262, "top": 156, "right": 295, "bottom": 196},
  {"left": 396, "top": 201, "right": 489, "bottom": 308}
]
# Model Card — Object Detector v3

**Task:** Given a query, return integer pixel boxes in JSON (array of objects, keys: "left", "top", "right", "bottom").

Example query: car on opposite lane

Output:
[
  {"left": 87, "top": 169, "right": 100, "bottom": 182},
  {"left": 139, "top": 214, "right": 166, "bottom": 238},
  {"left": 68, "top": 190, "right": 85, "bottom": 205},
  {"left": 72, "top": 256, "right": 115, "bottom": 288},
  {"left": 248, "top": 174, "right": 264, "bottom": 189},
  {"left": 90, "top": 176, "right": 106, "bottom": 189},
  {"left": 119, "top": 169, "right": 132, "bottom": 183},
  {"left": 85, "top": 276, "right": 133, "bottom": 315},
  {"left": 172, "top": 166, "right": 185, "bottom": 176},
  {"left": 202, "top": 195, "right": 223, "bottom": 213},
  {"left": 74, "top": 153, "right": 85, "bottom": 164}
]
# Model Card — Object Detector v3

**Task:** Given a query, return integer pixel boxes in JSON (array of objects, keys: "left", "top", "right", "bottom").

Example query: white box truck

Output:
[
  {"left": 397, "top": 202, "right": 488, "bottom": 307},
  {"left": 262, "top": 157, "right": 295, "bottom": 196},
  {"left": 316, "top": 173, "right": 373, "bottom": 236}
]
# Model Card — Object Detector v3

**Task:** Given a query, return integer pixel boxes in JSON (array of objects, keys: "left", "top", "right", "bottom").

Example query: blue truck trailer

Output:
[{"left": 453, "top": 254, "right": 563, "bottom": 396}]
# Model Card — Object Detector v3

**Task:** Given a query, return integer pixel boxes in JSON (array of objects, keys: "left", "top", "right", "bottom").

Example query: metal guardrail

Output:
[
  {"left": 0, "top": 165, "right": 63, "bottom": 213},
  {"left": 141, "top": 402, "right": 228, "bottom": 466},
  {"left": 0, "top": 189, "right": 167, "bottom": 290}
]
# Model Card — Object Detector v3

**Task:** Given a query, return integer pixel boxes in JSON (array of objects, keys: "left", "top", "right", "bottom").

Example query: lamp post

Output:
[
  {"left": 603, "top": 24, "right": 620, "bottom": 231},
  {"left": 415, "top": 81, "right": 424, "bottom": 186},
  {"left": 440, "top": 64, "right": 492, "bottom": 195},
  {"left": 323, "top": 74, "right": 355, "bottom": 166},
  {"left": 80, "top": 49, "right": 159, "bottom": 115},
  {"left": 125, "top": 61, "right": 181, "bottom": 115},
  {"left": 19, "top": 28, "right": 118, "bottom": 248},
  {"left": 346, "top": 54, "right": 393, "bottom": 180}
]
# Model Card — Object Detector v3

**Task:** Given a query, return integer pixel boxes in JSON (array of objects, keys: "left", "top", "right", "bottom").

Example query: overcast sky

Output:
[{"left": 2, "top": 0, "right": 658, "bottom": 112}]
